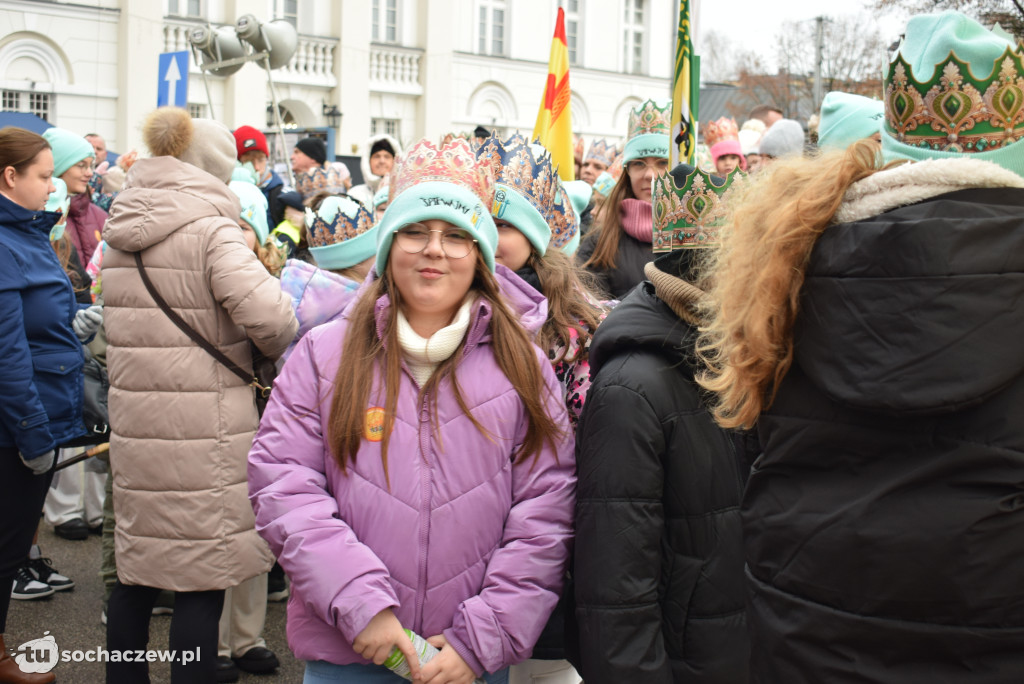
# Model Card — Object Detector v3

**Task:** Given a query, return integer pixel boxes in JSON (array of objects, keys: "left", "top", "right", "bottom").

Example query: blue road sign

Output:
[{"left": 157, "top": 51, "right": 190, "bottom": 108}]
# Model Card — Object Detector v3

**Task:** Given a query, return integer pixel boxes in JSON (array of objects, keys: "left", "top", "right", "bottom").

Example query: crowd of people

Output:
[{"left": 1, "top": 9, "right": 1023, "bottom": 684}]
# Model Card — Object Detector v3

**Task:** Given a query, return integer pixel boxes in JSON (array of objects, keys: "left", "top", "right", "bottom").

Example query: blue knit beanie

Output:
[
  {"left": 375, "top": 138, "right": 498, "bottom": 274},
  {"left": 228, "top": 179, "right": 270, "bottom": 244},
  {"left": 42, "top": 128, "right": 94, "bottom": 178}
]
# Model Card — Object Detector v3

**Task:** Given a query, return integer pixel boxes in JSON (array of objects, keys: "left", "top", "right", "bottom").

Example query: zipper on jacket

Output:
[{"left": 414, "top": 393, "right": 433, "bottom": 631}]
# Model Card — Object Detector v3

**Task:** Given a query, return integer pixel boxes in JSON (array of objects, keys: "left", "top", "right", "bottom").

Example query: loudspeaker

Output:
[
  {"left": 236, "top": 15, "right": 298, "bottom": 70},
  {"left": 189, "top": 25, "right": 246, "bottom": 77}
]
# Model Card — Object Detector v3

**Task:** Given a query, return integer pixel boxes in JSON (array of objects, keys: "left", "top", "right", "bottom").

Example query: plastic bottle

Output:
[{"left": 383, "top": 629, "right": 486, "bottom": 683}]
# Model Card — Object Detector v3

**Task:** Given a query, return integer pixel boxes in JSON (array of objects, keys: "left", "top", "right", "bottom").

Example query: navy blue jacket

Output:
[{"left": 0, "top": 193, "right": 85, "bottom": 458}]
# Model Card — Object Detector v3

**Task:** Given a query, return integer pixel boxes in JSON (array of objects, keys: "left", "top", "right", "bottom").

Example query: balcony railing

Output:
[{"left": 369, "top": 44, "right": 423, "bottom": 96}]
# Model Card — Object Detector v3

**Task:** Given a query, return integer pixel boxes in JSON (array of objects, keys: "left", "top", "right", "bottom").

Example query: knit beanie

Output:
[
  {"left": 738, "top": 128, "right": 761, "bottom": 155},
  {"left": 228, "top": 178, "right": 270, "bottom": 244},
  {"left": 370, "top": 138, "right": 395, "bottom": 157},
  {"left": 45, "top": 178, "right": 70, "bottom": 216},
  {"left": 818, "top": 92, "right": 884, "bottom": 150},
  {"left": 305, "top": 195, "right": 379, "bottom": 270},
  {"left": 881, "top": 11, "right": 1024, "bottom": 176},
  {"left": 295, "top": 137, "right": 327, "bottom": 165},
  {"left": 376, "top": 137, "right": 497, "bottom": 274},
  {"left": 758, "top": 119, "right": 805, "bottom": 159},
  {"left": 142, "top": 107, "right": 236, "bottom": 183},
  {"left": 42, "top": 128, "right": 95, "bottom": 178},
  {"left": 476, "top": 134, "right": 556, "bottom": 257},
  {"left": 592, "top": 171, "right": 616, "bottom": 198},
  {"left": 623, "top": 99, "right": 672, "bottom": 163},
  {"left": 278, "top": 190, "right": 305, "bottom": 212},
  {"left": 234, "top": 125, "right": 269, "bottom": 159},
  {"left": 373, "top": 185, "right": 390, "bottom": 209}
]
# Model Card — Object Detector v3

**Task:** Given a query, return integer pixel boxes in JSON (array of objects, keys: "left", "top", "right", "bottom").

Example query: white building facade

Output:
[{"left": 1, "top": 0, "right": 674, "bottom": 163}]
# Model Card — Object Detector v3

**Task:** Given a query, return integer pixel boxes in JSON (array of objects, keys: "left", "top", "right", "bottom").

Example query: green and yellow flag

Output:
[
  {"left": 670, "top": 0, "right": 699, "bottom": 167},
  {"left": 533, "top": 7, "right": 574, "bottom": 181}
]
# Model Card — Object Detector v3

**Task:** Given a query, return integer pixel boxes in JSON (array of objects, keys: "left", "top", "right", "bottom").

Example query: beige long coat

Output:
[{"left": 102, "top": 156, "right": 298, "bottom": 591}]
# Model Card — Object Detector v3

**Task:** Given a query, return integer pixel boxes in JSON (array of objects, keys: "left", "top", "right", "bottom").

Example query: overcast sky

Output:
[{"left": 696, "top": 0, "right": 909, "bottom": 71}]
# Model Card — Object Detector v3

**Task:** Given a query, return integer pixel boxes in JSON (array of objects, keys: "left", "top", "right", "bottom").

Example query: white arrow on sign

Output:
[{"left": 164, "top": 55, "right": 181, "bottom": 107}]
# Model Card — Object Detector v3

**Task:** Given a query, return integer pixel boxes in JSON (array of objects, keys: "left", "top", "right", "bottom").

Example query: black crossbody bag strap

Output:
[{"left": 133, "top": 252, "right": 269, "bottom": 397}]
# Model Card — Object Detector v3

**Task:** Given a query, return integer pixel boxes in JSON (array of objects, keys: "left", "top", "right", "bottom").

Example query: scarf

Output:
[
  {"left": 396, "top": 296, "right": 475, "bottom": 386},
  {"left": 643, "top": 261, "right": 707, "bottom": 326},
  {"left": 620, "top": 198, "right": 653, "bottom": 243}
]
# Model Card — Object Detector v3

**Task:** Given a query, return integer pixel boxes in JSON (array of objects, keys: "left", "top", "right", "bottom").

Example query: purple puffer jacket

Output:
[
  {"left": 248, "top": 267, "right": 576, "bottom": 676},
  {"left": 278, "top": 259, "right": 361, "bottom": 362}
]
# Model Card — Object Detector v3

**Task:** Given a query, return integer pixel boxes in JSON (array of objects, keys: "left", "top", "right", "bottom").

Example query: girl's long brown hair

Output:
[
  {"left": 696, "top": 140, "right": 893, "bottom": 429},
  {"left": 529, "top": 248, "right": 604, "bottom": 364},
  {"left": 581, "top": 171, "right": 636, "bottom": 270},
  {"left": 327, "top": 252, "right": 564, "bottom": 481},
  {"left": 51, "top": 235, "right": 88, "bottom": 295}
]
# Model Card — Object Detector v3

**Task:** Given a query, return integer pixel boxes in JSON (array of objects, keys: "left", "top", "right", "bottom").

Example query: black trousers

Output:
[
  {"left": 0, "top": 447, "right": 54, "bottom": 632},
  {"left": 106, "top": 581, "right": 224, "bottom": 683}
]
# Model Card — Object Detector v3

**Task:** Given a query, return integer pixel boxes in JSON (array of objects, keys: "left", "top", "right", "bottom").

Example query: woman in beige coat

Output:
[{"left": 101, "top": 108, "right": 297, "bottom": 684}]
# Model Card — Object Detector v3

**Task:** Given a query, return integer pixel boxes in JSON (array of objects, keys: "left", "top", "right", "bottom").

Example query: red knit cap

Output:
[{"left": 233, "top": 125, "right": 268, "bottom": 159}]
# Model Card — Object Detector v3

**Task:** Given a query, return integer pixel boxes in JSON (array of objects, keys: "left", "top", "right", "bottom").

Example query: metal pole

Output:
[
  {"left": 191, "top": 44, "right": 216, "bottom": 119},
  {"left": 813, "top": 16, "right": 824, "bottom": 111},
  {"left": 263, "top": 56, "right": 294, "bottom": 187}
]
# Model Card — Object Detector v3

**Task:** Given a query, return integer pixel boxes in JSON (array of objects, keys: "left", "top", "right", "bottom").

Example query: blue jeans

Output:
[{"left": 304, "top": 660, "right": 510, "bottom": 684}]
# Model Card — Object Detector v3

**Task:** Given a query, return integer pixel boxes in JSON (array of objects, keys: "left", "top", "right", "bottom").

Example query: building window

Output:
[
  {"left": 3, "top": 90, "right": 52, "bottom": 122},
  {"left": 566, "top": 0, "right": 581, "bottom": 66},
  {"left": 2, "top": 90, "right": 19, "bottom": 111},
  {"left": 477, "top": 1, "right": 506, "bottom": 57},
  {"left": 372, "top": 0, "right": 398, "bottom": 43},
  {"left": 188, "top": 103, "right": 206, "bottom": 119},
  {"left": 622, "top": 0, "right": 644, "bottom": 74},
  {"left": 28, "top": 93, "right": 50, "bottom": 121},
  {"left": 371, "top": 118, "right": 400, "bottom": 139},
  {"left": 274, "top": 0, "right": 298, "bottom": 27},
  {"left": 167, "top": 0, "right": 203, "bottom": 17}
]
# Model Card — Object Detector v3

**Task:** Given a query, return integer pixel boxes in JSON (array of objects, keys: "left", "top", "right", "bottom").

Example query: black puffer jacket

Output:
[
  {"left": 574, "top": 261, "right": 749, "bottom": 684},
  {"left": 747, "top": 185, "right": 1024, "bottom": 683},
  {"left": 577, "top": 228, "right": 652, "bottom": 300}
]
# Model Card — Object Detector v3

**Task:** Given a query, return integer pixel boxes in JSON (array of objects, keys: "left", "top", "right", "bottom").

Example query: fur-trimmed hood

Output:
[
  {"left": 360, "top": 133, "right": 402, "bottom": 191},
  {"left": 796, "top": 157, "right": 1024, "bottom": 415}
]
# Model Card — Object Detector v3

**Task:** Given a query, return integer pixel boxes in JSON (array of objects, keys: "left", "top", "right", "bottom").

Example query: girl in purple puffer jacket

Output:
[{"left": 248, "top": 138, "right": 576, "bottom": 684}]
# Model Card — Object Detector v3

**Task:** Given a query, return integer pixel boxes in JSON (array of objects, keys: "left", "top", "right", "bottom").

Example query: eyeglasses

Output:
[
  {"left": 72, "top": 160, "right": 93, "bottom": 172},
  {"left": 626, "top": 159, "right": 669, "bottom": 175},
  {"left": 393, "top": 224, "right": 477, "bottom": 259}
]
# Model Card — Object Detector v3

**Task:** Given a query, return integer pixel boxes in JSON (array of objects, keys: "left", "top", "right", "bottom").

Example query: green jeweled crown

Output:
[
  {"left": 885, "top": 45, "right": 1024, "bottom": 153},
  {"left": 652, "top": 166, "right": 738, "bottom": 253},
  {"left": 628, "top": 99, "right": 672, "bottom": 141}
]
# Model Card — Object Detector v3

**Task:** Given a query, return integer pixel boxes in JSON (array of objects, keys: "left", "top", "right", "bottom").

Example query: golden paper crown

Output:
[
  {"left": 390, "top": 138, "right": 494, "bottom": 207},
  {"left": 703, "top": 117, "right": 740, "bottom": 148}
]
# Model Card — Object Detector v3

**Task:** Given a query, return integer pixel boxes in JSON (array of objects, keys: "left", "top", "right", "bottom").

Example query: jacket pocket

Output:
[{"left": 31, "top": 349, "right": 84, "bottom": 424}]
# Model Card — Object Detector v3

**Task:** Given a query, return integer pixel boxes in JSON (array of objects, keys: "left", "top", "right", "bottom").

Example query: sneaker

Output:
[
  {"left": 101, "top": 609, "right": 107, "bottom": 625},
  {"left": 267, "top": 563, "right": 289, "bottom": 602},
  {"left": 26, "top": 556, "right": 74, "bottom": 591},
  {"left": 11, "top": 565, "right": 55, "bottom": 600}
]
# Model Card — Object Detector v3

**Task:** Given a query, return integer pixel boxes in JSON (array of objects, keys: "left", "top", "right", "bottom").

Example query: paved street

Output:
[{"left": 7, "top": 521, "right": 305, "bottom": 683}]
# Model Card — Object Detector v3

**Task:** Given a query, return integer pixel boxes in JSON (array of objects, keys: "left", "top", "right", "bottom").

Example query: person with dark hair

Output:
[
  {"left": 249, "top": 137, "right": 574, "bottom": 683},
  {"left": 578, "top": 99, "right": 670, "bottom": 299},
  {"left": 291, "top": 136, "right": 351, "bottom": 201},
  {"left": 574, "top": 164, "right": 748, "bottom": 684},
  {"left": 348, "top": 133, "right": 403, "bottom": 208},
  {"left": 699, "top": 12, "right": 1024, "bottom": 682},
  {"left": 0, "top": 126, "right": 91, "bottom": 684},
  {"left": 747, "top": 104, "right": 784, "bottom": 128}
]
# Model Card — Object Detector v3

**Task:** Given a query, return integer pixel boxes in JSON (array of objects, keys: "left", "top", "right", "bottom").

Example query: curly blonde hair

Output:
[{"left": 696, "top": 140, "right": 895, "bottom": 429}]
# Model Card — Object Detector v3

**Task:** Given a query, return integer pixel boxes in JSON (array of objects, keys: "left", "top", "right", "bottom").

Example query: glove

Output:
[
  {"left": 72, "top": 305, "right": 103, "bottom": 342},
  {"left": 20, "top": 449, "right": 55, "bottom": 475}
]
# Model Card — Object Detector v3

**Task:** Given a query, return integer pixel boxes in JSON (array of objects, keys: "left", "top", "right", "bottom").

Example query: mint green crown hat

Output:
[
  {"left": 305, "top": 195, "right": 379, "bottom": 270},
  {"left": 623, "top": 99, "right": 671, "bottom": 163},
  {"left": 819, "top": 92, "right": 884, "bottom": 150},
  {"left": 228, "top": 179, "right": 269, "bottom": 244},
  {"left": 881, "top": 11, "right": 1024, "bottom": 176}
]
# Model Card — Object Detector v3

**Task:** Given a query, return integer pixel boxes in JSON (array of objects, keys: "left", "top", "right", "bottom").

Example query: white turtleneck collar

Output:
[{"left": 396, "top": 296, "right": 476, "bottom": 386}]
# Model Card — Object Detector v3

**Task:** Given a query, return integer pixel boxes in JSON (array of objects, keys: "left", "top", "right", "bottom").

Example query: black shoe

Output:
[
  {"left": 215, "top": 656, "right": 240, "bottom": 683},
  {"left": 54, "top": 519, "right": 89, "bottom": 540},
  {"left": 10, "top": 565, "right": 55, "bottom": 600},
  {"left": 25, "top": 556, "right": 74, "bottom": 591},
  {"left": 232, "top": 647, "right": 280, "bottom": 674},
  {"left": 88, "top": 523, "right": 103, "bottom": 535}
]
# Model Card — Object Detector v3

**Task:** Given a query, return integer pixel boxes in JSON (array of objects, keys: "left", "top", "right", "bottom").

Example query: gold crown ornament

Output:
[{"left": 652, "top": 165, "right": 740, "bottom": 253}]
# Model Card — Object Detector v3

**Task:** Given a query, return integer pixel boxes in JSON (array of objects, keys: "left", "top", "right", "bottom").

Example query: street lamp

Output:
[{"left": 322, "top": 104, "right": 342, "bottom": 129}]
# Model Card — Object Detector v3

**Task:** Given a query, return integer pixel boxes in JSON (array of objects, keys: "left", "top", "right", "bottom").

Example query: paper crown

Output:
[
  {"left": 304, "top": 195, "right": 375, "bottom": 247},
  {"left": 607, "top": 153, "right": 624, "bottom": 179},
  {"left": 549, "top": 179, "right": 579, "bottom": 251},
  {"left": 389, "top": 138, "right": 494, "bottom": 207},
  {"left": 885, "top": 45, "right": 1024, "bottom": 153},
  {"left": 476, "top": 134, "right": 558, "bottom": 217},
  {"left": 652, "top": 165, "right": 738, "bottom": 253},
  {"left": 628, "top": 99, "right": 672, "bottom": 140},
  {"left": 574, "top": 134, "right": 584, "bottom": 158},
  {"left": 703, "top": 117, "right": 740, "bottom": 148},
  {"left": 584, "top": 138, "right": 619, "bottom": 167}
]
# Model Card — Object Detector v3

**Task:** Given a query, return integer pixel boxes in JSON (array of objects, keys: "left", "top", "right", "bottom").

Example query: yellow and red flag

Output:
[{"left": 533, "top": 7, "right": 574, "bottom": 181}]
